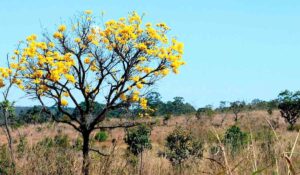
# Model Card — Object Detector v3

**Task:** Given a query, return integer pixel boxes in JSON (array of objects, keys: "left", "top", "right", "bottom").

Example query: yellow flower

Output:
[
  {"left": 61, "top": 99, "right": 68, "bottom": 106},
  {"left": 74, "top": 38, "right": 81, "bottom": 43},
  {"left": 91, "top": 40, "right": 99, "bottom": 46},
  {"left": 10, "top": 63, "right": 18, "bottom": 69},
  {"left": 140, "top": 98, "right": 147, "bottom": 109},
  {"left": 48, "top": 42, "right": 55, "bottom": 48},
  {"left": 84, "top": 10, "right": 93, "bottom": 15},
  {"left": 65, "top": 74, "right": 76, "bottom": 83},
  {"left": 143, "top": 67, "right": 153, "bottom": 74},
  {"left": 58, "top": 25, "right": 67, "bottom": 32},
  {"left": 32, "top": 78, "right": 41, "bottom": 84},
  {"left": 84, "top": 57, "right": 90, "bottom": 64},
  {"left": 49, "top": 69, "right": 60, "bottom": 82},
  {"left": 138, "top": 57, "right": 147, "bottom": 61},
  {"left": 120, "top": 93, "right": 127, "bottom": 101},
  {"left": 136, "top": 82, "right": 143, "bottom": 89},
  {"left": 14, "top": 50, "right": 19, "bottom": 55},
  {"left": 26, "top": 34, "right": 37, "bottom": 41},
  {"left": 136, "top": 43, "right": 147, "bottom": 50},
  {"left": 63, "top": 92, "right": 70, "bottom": 97},
  {"left": 53, "top": 32, "right": 63, "bottom": 39},
  {"left": 161, "top": 68, "right": 169, "bottom": 76},
  {"left": 131, "top": 76, "right": 139, "bottom": 82},
  {"left": 131, "top": 91, "right": 140, "bottom": 102}
]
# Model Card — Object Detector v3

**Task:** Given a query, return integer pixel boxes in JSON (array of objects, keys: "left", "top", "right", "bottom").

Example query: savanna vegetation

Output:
[{"left": 1, "top": 9, "right": 300, "bottom": 175}]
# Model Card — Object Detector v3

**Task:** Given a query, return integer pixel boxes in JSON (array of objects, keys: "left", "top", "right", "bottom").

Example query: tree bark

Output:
[
  {"left": 234, "top": 113, "right": 238, "bottom": 122},
  {"left": 82, "top": 131, "right": 91, "bottom": 175},
  {"left": 4, "top": 109, "right": 15, "bottom": 173}
]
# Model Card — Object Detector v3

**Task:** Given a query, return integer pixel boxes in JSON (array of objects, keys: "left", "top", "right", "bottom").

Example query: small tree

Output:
[
  {"left": 229, "top": 101, "right": 245, "bottom": 122},
  {"left": 124, "top": 124, "right": 152, "bottom": 175},
  {"left": 278, "top": 90, "right": 300, "bottom": 129},
  {"left": 94, "top": 131, "right": 109, "bottom": 142},
  {"left": 223, "top": 125, "right": 248, "bottom": 157},
  {"left": 163, "top": 114, "right": 171, "bottom": 125},
  {"left": 195, "top": 105, "right": 214, "bottom": 120},
  {"left": 0, "top": 10, "right": 185, "bottom": 175},
  {"left": 0, "top": 58, "right": 19, "bottom": 173},
  {"left": 165, "top": 127, "right": 203, "bottom": 169}
]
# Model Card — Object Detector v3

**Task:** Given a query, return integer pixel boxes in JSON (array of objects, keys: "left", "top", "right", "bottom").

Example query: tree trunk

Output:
[
  {"left": 4, "top": 109, "right": 15, "bottom": 173},
  {"left": 234, "top": 113, "right": 238, "bottom": 122},
  {"left": 82, "top": 131, "right": 91, "bottom": 175}
]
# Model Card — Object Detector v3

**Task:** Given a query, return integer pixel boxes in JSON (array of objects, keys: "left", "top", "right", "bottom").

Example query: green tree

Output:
[
  {"left": 19, "top": 106, "right": 50, "bottom": 124},
  {"left": 124, "top": 124, "right": 152, "bottom": 175},
  {"left": 230, "top": 101, "right": 246, "bottom": 122},
  {"left": 146, "top": 92, "right": 164, "bottom": 116},
  {"left": 165, "top": 127, "right": 203, "bottom": 167},
  {"left": 278, "top": 90, "right": 300, "bottom": 129},
  {"left": 223, "top": 125, "right": 248, "bottom": 157},
  {"left": 195, "top": 105, "right": 215, "bottom": 120}
]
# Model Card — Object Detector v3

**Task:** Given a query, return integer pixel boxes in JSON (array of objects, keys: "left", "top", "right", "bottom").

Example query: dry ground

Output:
[{"left": 1, "top": 110, "right": 300, "bottom": 175}]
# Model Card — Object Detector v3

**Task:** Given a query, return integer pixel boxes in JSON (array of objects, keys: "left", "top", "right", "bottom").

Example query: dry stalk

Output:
[
  {"left": 285, "top": 129, "right": 300, "bottom": 175},
  {"left": 212, "top": 127, "right": 232, "bottom": 175}
]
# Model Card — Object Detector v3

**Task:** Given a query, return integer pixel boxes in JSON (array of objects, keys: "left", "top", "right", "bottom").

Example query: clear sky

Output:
[{"left": 0, "top": 0, "right": 300, "bottom": 108}]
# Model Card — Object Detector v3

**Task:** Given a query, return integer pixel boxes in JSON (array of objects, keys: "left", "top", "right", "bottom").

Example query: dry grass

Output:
[{"left": 1, "top": 110, "right": 300, "bottom": 175}]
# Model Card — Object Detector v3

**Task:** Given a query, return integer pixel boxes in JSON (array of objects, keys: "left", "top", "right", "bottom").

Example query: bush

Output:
[
  {"left": 124, "top": 124, "right": 152, "bottom": 155},
  {"left": 254, "top": 127, "right": 276, "bottom": 164},
  {"left": 195, "top": 105, "right": 215, "bottom": 119},
  {"left": 54, "top": 134, "right": 70, "bottom": 148},
  {"left": 94, "top": 131, "right": 109, "bottom": 142},
  {"left": 17, "top": 135, "right": 27, "bottom": 157},
  {"left": 287, "top": 124, "right": 300, "bottom": 131},
  {"left": 73, "top": 137, "right": 83, "bottom": 150},
  {"left": 223, "top": 125, "right": 248, "bottom": 156},
  {"left": 165, "top": 127, "right": 203, "bottom": 166},
  {"left": 37, "top": 137, "right": 54, "bottom": 148},
  {"left": 37, "top": 135, "right": 70, "bottom": 149},
  {"left": 163, "top": 114, "right": 171, "bottom": 125}
]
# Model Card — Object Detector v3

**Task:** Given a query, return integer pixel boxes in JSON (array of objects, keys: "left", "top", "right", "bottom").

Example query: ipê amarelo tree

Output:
[{"left": 0, "top": 10, "right": 185, "bottom": 175}]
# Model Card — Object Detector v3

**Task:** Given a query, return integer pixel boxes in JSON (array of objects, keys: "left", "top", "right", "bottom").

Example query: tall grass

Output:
[{"left": 1, "top": 110, "right": 300, "bottom": 174}]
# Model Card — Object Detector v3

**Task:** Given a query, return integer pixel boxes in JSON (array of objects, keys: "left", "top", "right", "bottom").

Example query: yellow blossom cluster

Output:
[{"left": 0, "top": 10, "right": 185, "bottom": 113}]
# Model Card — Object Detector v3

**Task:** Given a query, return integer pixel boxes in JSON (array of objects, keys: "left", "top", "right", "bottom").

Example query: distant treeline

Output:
[{"left": 9, "top": 92, "right": 279, "bottom": 125}]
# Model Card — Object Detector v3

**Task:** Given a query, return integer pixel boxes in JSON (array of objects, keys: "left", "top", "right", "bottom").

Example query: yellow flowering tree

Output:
[{"left": 1, "top": 11, "right": 184, "bottom": 175}]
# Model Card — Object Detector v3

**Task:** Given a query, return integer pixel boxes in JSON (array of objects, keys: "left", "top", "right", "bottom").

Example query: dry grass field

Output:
[{"left": 1, "top": 110, "right": 300, "bottom": 175}]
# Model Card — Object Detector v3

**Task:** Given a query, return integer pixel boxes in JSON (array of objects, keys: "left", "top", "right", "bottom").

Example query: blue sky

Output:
[{"left": 0, "top": 0, "right": 300, "bottom": 108}]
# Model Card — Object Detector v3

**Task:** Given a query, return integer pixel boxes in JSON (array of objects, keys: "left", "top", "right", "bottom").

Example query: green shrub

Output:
[
  {"left": 37, "top": 137, "right": 54, "bottom": 148},
  {"left": 223, "top": 125, "right": 248, "bottom": 156},
  {"left": 254, "top": 127, "right": 276, "bottom": 164},
  {"left": 95, "top": 131, "right": 109, "bottom": 142},
  {"left": 267, "top": 108, "right": 273, "bottom": 115},
  {"left": 165, "top": 127, "right": 203, "bottom": 166},
  {"left": 124, "top": 124, "right": 152, "bottom": 155},
  {"left": 37, "top": 135, "right": 70, "bottom": 149},
  {"left": 287, "top": 124, "right": 300, "bottom": 131},
  {"left": 17, "top": 135, "right": 27, "bottom": 157},
  {"left": 163, "top": 114, "right": 171, "bottom": 125},
  {"left": 54, "top": 134, "right": 70, "bottom": 148},
  {"left": 196, "top": 106, "right": 215, "bottom": 119},
  {"left": 73, "top": 137, "right": 83, "bottom": 150}
]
